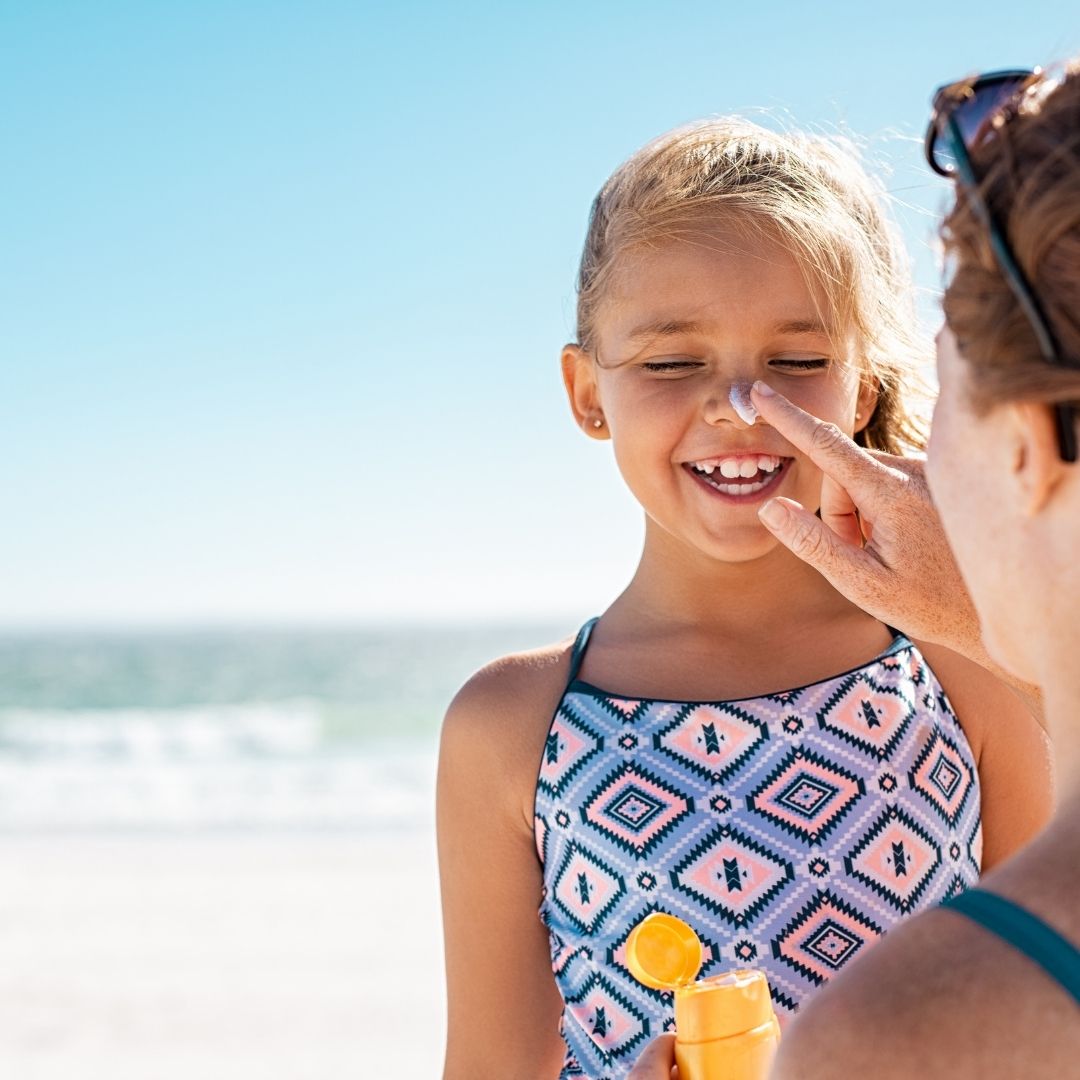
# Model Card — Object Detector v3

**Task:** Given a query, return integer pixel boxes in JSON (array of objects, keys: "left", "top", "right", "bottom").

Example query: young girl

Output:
[{"left": 438, "top": 118, "right": 1052, "bottom": 1080}]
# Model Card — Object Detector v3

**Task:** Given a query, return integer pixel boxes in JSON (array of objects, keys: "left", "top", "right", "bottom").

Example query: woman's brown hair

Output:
[{"left": 941, "top": 63, "right": 1080, "bottom": 412}]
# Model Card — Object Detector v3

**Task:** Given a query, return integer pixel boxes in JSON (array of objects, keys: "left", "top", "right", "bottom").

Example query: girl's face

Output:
[{"left": 575, "top": 231, "right": 873, "bottom": 563}]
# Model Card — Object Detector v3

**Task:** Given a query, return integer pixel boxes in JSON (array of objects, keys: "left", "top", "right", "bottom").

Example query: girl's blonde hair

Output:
[{"left": 575, "top": 118, "right": 930, "bottom": 454}]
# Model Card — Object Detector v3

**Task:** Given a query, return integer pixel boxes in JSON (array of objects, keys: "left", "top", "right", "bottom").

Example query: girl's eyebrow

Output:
[
  {"left": 773, "top": 318, "right": 831, "bottom": 336},
  {"left": 624, "top": 318, "right": 704, "bottom": 342},
  {"left": 624, "top": 316, "right": 830, "bottom": 342}
]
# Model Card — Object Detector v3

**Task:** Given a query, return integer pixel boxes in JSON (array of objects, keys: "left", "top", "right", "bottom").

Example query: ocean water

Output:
[{"left": 0, "top": 623, "right": 570, "bottom": 832}]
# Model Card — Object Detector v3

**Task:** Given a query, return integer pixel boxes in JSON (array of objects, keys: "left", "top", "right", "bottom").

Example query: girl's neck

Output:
[{"left": 610, "top": 522, "right": 855, "bottom": 641}]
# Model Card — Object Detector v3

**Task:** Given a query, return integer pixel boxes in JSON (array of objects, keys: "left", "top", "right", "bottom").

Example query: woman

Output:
[{"left": 631, "top": 62, "right": 1080, "bottom": 1078}]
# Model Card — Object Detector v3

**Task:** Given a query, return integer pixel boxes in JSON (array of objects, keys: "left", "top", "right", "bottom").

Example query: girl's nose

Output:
[{"left": 704, "top": 379, "right": 759, "bottom": 428}]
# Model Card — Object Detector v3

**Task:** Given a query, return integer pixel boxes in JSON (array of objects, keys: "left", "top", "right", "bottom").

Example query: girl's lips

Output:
[{"left": 682, "top": 458, "right": 791, "bottom": 504}]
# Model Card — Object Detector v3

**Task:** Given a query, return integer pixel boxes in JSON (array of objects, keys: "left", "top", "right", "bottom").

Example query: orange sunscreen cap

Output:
[{"left": 625, "top": 913, "right": 703, "bottom": 991}]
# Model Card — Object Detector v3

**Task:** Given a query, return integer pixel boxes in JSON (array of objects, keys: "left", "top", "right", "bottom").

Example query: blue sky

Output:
[{"left": 3, "top": 1, "right": 1078, "bottom": 626}]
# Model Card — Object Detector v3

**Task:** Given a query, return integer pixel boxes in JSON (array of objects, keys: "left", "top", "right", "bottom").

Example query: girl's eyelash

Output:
[
  {"left": 640, "top": 360, "right": 701, "bottom": 372},
  {"left": 639, "top": 358, "right": 829, "bottom": 374},
  {"left": 771, "top": 358, "right": 829, "bottom": 370}
]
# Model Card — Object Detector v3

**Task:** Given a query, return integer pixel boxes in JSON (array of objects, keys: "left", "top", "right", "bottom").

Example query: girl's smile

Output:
[{"left": 683, "top": 453, "right": 792, "bottom": 502}]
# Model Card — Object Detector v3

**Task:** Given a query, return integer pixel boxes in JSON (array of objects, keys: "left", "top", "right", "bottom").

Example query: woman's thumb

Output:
[
  {"left": 626, "top": 1033, "right": 678, "bottom": 1079},
  {"left": 758, "top": 497, "right": 875, "bottom": 595}
]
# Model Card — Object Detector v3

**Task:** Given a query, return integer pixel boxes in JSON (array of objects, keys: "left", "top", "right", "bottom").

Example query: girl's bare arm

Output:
[{"left": 438, "top": 654, "right": 568, "bottom": 1080}]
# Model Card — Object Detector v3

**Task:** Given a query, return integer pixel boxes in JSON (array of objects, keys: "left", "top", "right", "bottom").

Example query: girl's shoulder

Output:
[
  {"left": 439, "top": 633, "right": 581, "bottom": 816},
  {"left": 444, "top": 634, "right": 578, "bottom": 741},
  {"left": 913, "top": 637, "right": 1050, "bottom": 778}
]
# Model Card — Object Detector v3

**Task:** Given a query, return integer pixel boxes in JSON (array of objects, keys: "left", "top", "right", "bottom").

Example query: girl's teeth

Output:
[
  {"left": 690, "top": 457, "right": 786, "bottom": 496},
  {"left": 716, "top": 476, "right": 771, "bottom": 495},
  {"left": 693, "top": 456, "right": 781, "bottom": 475}
]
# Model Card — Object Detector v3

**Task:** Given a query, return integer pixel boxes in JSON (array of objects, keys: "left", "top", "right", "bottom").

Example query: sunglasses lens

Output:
[{"left": 931, "top": 76, "right": 1030, "bottom": 174}]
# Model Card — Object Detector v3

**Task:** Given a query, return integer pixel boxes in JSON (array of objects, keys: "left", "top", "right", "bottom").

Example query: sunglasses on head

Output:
[{"left": 925, "top": 68, "right": 1077, "bottom": 463}]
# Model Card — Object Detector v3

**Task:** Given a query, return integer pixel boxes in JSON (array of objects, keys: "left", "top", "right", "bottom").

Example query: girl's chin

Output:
[{"left": 690, "top": 524, "right": 789, "bottom": 564}]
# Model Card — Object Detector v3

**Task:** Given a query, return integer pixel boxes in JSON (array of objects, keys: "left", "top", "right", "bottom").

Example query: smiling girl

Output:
[{"left": 437, "top": 118, "right": 1052, "bottom": 1080}]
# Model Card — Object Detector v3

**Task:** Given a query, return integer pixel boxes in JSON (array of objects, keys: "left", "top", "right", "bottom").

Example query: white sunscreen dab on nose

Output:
[{"left": 729, "top": 382, "right": 759, "bottom": 425}]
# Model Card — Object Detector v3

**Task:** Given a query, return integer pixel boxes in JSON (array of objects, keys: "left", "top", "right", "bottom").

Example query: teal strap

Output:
[
  {"left": 567, "top": 617, "right": 600, "bottom": 686},
  {"left": 942, "top": 888, "right": 1080, "bottom": 1005}
]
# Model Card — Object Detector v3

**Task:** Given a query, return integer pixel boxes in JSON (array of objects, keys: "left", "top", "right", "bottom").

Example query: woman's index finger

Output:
[{"left": 750, "top": 382, "right": 892, "bottom": 499}]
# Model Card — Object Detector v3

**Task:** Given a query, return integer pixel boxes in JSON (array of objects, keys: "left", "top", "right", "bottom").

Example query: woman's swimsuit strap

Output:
[
  {"left": 566, "top": 617, "right": 600, "bottom": 687},
  {"left": 942, "top": 888, "right": 1080, "bottom": 1005}
]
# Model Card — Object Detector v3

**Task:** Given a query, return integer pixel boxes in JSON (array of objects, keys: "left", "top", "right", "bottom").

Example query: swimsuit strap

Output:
[
  {"left": 566, "top": 617, "right": 600, "bottom": 687},
  {"left": 942, "top": 888, "right": 1080, "bottom": 1005}
]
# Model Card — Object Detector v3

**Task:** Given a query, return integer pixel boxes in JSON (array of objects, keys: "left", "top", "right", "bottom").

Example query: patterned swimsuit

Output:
[{"left": 534, "top": 619, "right": 982, "bottom": 1079}]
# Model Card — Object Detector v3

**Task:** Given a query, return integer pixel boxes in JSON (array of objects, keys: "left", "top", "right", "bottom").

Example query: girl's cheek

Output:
[{"left": 776, "top": 380, "right": 852, "bottom": 426}]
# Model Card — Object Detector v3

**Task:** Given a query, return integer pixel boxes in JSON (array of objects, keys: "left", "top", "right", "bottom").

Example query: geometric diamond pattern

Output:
[
  {"left": 671, "top": 825, "right": 796, "bottom": 927},
  {"left": 538, "top": 705, "right": 606, "bottom": 798},
  {"left": 931, "top": 757, "right": 961, "bottom": 798},
  {"left": 552, "top": 843, "right": 627, "bottom": 934},
  {"left": 653, "top": 702, "right": 769, "bottom": 782},
  {"left": 747, "top": 748, "right": 865, "bottom": 845},
  {"left": 581, "top": 764, "right": 695, "bottom": 858},
  {"left": 535, "top": 628, "right": 982, "bottom": 1080},
  {"left": 908, "top": 728, "right": 976, "bottom": 828},
  {"left": 771, "top": 890, "right": 883, "bottom": 985},
  {"left": 816, "top": 671, "right": 915, "bottom": 761},
  {"left": 540, "top": 704, "right": 609, "bottom": 799},
  {"left": 843, "top": 805, "right": 944, "bottom": 914},
  {"left": 564, "top": 971, "right": 651, "bottom": 1060}
]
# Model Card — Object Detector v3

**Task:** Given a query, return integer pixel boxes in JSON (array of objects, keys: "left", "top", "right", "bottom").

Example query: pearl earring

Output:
[{"left": 593, "top": 418, "right": 604, "bottom": 429}]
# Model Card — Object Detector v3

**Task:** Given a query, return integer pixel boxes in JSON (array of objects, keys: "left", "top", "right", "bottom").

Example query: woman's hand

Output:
[
  {"left": 750, "top": 381, "right": 980, "bottom": 657},
  {"left": 627, "top": 1034, "right": 679, "bottom": 1079},
  {"left": 750, "top": 382, "right": 1043, "bottom": 714}
]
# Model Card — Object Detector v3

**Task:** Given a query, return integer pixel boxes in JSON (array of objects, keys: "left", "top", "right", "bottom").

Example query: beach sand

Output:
[{"left": 0, "top": 830, "right": 445, "bottom": 1079}]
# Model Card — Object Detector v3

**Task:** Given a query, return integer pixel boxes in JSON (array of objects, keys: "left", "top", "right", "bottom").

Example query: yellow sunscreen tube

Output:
[{"left": 626, "top": 912, "right": 781, "bottom": 1080}]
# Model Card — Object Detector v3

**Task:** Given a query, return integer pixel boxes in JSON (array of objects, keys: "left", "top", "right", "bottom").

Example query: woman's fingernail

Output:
[
  {"left": 752, "top": 380, "right": 775, "bottom": 397},
  {"left": 758, "top": 499, "right": 787, "bottom": 529}
]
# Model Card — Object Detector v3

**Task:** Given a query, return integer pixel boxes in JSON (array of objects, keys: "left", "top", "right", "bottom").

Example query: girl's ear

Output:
[
  {"left": 1008, "top": 401, "right": 1067, "bottom": 516},
  {"left": 854, "top": 377, "right": 879, "bottom": 435},
  {"left": 561, "top": 344, "right": 609, "bottom": 440}
]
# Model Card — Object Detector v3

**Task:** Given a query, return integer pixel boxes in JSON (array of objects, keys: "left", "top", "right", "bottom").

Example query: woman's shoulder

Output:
[{"left": 772, "top": 898, "right": 1080, "bottom": 1078}]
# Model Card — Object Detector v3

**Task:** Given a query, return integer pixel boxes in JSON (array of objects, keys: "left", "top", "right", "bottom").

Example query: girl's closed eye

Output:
[
  {"left": 769, "top": 357, "right": 831, "bottom": 372},
  {"left": 639, "top": 357, "right": 705, "bottom": 374}
]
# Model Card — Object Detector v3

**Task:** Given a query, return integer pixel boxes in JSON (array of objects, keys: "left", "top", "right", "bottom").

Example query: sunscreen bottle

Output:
[{"left": 626, "top": 912, "right": 780, "bottom": 1080}]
